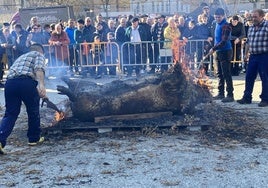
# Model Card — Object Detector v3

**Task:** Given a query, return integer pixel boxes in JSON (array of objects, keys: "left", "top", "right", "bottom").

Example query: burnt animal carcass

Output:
[{"left": 57, "top": 63, "right": 212, "bottom": 122}]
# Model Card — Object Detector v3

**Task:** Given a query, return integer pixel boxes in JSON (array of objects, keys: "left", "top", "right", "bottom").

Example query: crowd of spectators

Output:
[{"left": 0, "top": 6, "right": 267, "bottom": 82}]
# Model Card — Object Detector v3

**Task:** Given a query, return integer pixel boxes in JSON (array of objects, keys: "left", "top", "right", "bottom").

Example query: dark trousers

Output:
[
  {"left": 243, "top": 53, "right": 268, "bottom": 102},
  {"left": 0, "top": 62, "right": 3, "bottom": 80},
  {"left": 153, "top": 43, "right": 169, "bottom": 72},
  {"left": 126, "top": 44, "right": 141, "bottom": 75},
  {"left": 0, "top": 77, "right": 41, "bottom": 147},
  {"left": 216, "top": 49, "right": 234, "bottom": 97},
  {"left": 0, "top": 54, "right": 3, "bottom": 80},
  {"left": 69, "top": 46, "right": 78, "bottom": 72},
  {"left": 153, "top": 43, "right": 160, "bottom": 70}
]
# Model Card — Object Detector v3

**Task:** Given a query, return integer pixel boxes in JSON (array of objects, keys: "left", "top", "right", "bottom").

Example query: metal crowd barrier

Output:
[
  {"left": 42, "top": 40, "right": 214, "bottom": 76},
  {"left": 120, "top": 41, "right": 175, "bottom": 74},
  {"left": 183, "top": 39, "right": 213, "bottom": 70},
  {"left": 2, "top": 39, "right": 247, "bottom": 77},
  {"left": 231, "top": 38, "right": 247, "bottom": 64},
  {"left": 43, "top": 42, "right": 120, "bottom": 76}
]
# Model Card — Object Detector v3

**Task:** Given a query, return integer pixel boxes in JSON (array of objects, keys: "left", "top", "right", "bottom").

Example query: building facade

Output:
[{"left": 0, "top": 0, "right": 267, "bottom": 22}]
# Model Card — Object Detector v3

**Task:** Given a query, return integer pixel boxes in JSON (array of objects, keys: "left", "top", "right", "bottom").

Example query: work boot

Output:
[
  {"left": 237, "top": 98, "right": 251, "bottom": 104},
  {"left": 0, "top": 143, "right": 6, "bottom": 155},
  {"left": 213, "top": 94, "right": 225, "bottom": 100},
  {"left": 148, "top": 69, "right": 155, "bottom": 74},
  {"left": 258, "top": 100, "right": 268, "bottom": 107},
  {"left": 28, "top": 137, "right": 45, "bottom": 146},
  {"left": 221, "top": 96, "right": 234, "bottom": 103}
]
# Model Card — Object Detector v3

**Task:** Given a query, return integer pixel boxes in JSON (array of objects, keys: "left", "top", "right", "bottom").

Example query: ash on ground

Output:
[{"left": 44, "top": 102, "right": 266, "bottom": 147}]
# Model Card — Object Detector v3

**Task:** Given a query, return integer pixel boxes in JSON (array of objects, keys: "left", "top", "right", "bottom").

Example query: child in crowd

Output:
[
  {"left": 105, "top": 32, "right": 117, "bottom": 75},
  {"left": 91, "top": 36, "right": 104, "bottom": 78}
]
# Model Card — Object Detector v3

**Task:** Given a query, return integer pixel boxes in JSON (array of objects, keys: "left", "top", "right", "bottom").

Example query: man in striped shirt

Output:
[
  {"left": 0, "top": 43, "right": 47, "bottom": 154},
  {"left": 237, "top": 9, "right": 268, "bottom": 107}
]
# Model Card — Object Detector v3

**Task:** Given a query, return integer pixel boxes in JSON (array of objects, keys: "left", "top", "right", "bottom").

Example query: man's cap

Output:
[
  {"left": 214, "top": 8, "right": 225, "bottom": 16},
  {"left": 77, "top": 18, "right": 85, "bottom": 25},
  {"left": 140, "top": 14, "right": 148, "bottom": 18},
  {"left": 14, "top": 23, "right": 23, "bottom": 29},
  {"left": 203, "top": 6, "right": 210, "bottom": 10},
  {"left": 156, "top": 15, "right": 166, "bottom": 19},
  {"left": 131, "top": 17, "right": 139, "bottom": 23},
  {"left": 107, "top": 32, "right": 114, "bottom": 37},
  {"left": 3, "top": 22, "right": 10, "bottom": 27},
  {"left": 30, "top": 43, "right": 44, "bottom": 53},
  {"left": 232, "top": 15, "right": 239, "bottom": 21}
]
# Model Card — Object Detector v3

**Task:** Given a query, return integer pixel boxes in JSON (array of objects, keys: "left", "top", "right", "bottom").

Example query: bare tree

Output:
[{"left": 101, "top": 0, "right": 110, "bottom": 18}]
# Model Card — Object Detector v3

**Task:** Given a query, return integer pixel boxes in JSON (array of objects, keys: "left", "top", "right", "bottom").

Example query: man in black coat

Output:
[
  {"left": 139, "top": 14, "right": 153, "bottom": 73},
  {"left": 84, "top": 17, "right": 96, "bottom": 43},
  {"left": 151, "top": 15, "right": 168, "bottom": 73},
  {"left": 115, "top": 17, "right": 127, "bottom": 47},
  {"left": 115, "top": 17, "right": 127, "bottom": 73},
  {"left": 230, "top": 15, "right": 246, "bottom": 76}
]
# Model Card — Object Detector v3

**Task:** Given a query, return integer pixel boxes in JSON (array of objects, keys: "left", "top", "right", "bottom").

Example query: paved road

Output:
[{"left": 210, "top": 73, "right": 262, "bottom": 103}]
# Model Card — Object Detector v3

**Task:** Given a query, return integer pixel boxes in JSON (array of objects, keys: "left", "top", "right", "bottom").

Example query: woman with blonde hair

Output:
[
  {"left": 265, "top": 12, "right": 268, "bottom": 21},
  {"left": 162, "top": 17, "right": 181, "bottom": 71},
  {"left": 164, "top": 17, "right": 181, "bottom": 49}
]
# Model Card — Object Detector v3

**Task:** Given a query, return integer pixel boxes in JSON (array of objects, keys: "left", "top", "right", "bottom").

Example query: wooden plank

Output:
[
  {"left": 43, "top": 120, "right": 211, "bottom": 133},
  {"left": 44, "top": 122, "right": 169, "bottom": 133},
  {"left": 94, "top": 111, "right": 173, "bottom": 123}
]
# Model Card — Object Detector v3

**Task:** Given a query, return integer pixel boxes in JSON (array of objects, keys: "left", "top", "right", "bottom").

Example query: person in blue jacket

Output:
[{"left": 209, "top": 8, "right": 234, "bottom": 103}]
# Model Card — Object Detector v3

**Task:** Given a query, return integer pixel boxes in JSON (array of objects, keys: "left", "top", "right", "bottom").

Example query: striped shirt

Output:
[
  {"left": 7, "top": 51, "right": 46, "bottom": 80},
  {"left": 247, "top": 19, "right": 268, "bottom": 55}
]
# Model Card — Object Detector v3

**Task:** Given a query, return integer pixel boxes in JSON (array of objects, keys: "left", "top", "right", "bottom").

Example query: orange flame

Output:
[
  {"left": 55, "top": 111, "right": 65, "bottom": 122},
  {"left": 51, "top": 111, "right": 65, "bottom": 126},
  {"left": 195, "top": 67, "right": 212, "bottom": 89},
  {"left": 172, "top": 39, "right": 211, "bottom": 89}
]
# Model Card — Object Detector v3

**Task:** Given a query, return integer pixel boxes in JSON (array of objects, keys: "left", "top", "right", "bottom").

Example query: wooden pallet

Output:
[{"left": 43, "top": 111, "right": 210, "bottom": 133}]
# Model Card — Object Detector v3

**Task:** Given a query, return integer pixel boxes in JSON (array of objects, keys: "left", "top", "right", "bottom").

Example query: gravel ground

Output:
[{"left": 0, "top": 74, "right": 267, "bottom": 188}]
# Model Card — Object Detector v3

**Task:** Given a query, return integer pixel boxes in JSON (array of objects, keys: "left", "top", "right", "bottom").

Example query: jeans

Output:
[
  {"left": 215, "top": 49, "right": 234, "bottom": 97},
  {"left": 0, "top": 77, "right": 41, "bottom": 147},
  {"left": 243, "top": 53, "right": 268, "bottom": 102}
]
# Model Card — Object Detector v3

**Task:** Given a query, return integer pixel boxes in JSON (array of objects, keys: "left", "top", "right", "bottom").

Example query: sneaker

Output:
[
  {"left": 95, "top": 75, "right": 102, "bottom": 79},
  {"left": 237, "top": 98, "right": 251, "bottom": 104},
  {"left": 0, "top": 143, "right": 6, "bottom": 155},
  {"left": 258, "top": 100, "right": 268, "bottom": 107},
  {"left": 213, "top": 94, "right": 225, "bottom": 100},
  {"left": 221, "top": 96, "right": 234, "bottom": 103},
  {"left": 148, "top": 69, "right": 155, "bottom": 74},
  {"left": 28, "top": 137, "right": 45, "bottom": 146}
]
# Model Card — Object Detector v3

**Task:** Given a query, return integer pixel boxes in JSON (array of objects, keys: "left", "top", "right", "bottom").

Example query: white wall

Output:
[{"left": 130, "top": 0, "right": 191, "bottom": 15}]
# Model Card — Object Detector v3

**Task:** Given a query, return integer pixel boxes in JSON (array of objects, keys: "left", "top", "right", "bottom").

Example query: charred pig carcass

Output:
[{"left": 57, "top": 63, "right": 212, "bottom": 122}]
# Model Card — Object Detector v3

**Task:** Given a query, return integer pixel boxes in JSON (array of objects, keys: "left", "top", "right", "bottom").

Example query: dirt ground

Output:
[{"left": 0, "top": 74, "right": 267, "bottom": 188}]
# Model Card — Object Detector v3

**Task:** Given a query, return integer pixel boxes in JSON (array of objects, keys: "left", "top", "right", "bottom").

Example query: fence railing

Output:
[{"left": 1, "top": 39, "right": 247, "bottom": 77}]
